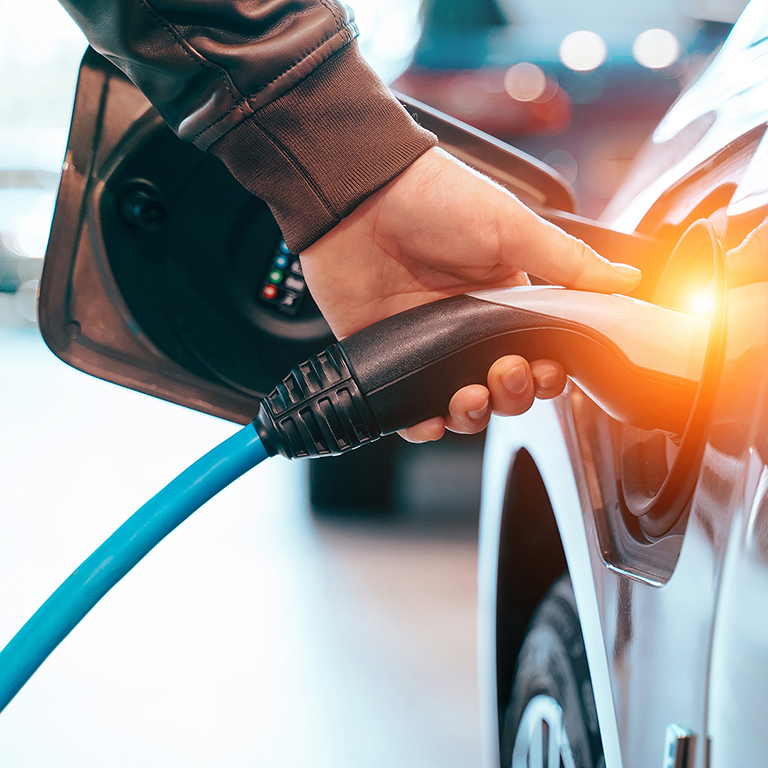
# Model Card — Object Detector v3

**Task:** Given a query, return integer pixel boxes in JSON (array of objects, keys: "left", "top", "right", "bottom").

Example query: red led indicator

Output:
[{"left": 262, "top": 284, "right": 278, "bottom": 299}]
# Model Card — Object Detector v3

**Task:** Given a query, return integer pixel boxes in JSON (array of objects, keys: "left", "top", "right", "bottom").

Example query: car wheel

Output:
[{"left": 500, "top": 574, "right": 604, "bottom": 768}]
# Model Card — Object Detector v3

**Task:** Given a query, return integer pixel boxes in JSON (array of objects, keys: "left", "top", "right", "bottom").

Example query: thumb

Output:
[{"left": 502, "top": 201, "right": 642, "bottom": 294}]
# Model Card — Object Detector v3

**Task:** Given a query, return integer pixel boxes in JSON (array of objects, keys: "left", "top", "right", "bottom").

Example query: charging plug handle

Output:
[{"left": 255, "top": 287, "right": 710, "bottom": 459}]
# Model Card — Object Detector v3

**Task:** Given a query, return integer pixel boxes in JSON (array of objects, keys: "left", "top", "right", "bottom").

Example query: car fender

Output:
[{"left": 478, "top": 395, "right": 623, "bottom": 768}]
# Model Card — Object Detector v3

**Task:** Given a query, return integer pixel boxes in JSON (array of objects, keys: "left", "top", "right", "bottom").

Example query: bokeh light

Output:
[
  {"left": 559, "top": 30, "right": 608, "bottom": 72},
  {"left": 504, "top": 63, "right": 548, "bottom": 102},
  {"left": 632, "top": 28, "right": 681, "bottom": 70}
]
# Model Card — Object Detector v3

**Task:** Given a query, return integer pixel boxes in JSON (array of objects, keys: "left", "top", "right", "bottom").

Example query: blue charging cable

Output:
[{"left": 0, "top": 422, "right": 268, "bottom": 713}]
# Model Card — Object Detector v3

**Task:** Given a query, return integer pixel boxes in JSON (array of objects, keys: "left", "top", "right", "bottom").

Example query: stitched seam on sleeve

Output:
[
  {"left": 134, "top": 0, "right": 244, "bottom": 108},
  {"left": 318, "top": 0, "right": 344, "bottom": 32},
  {"left": 257, "top": 121, "right": 338, "bottom": 220},
  {"left": 193, "top": 106, "right": 244, "bottom": 143},
  {"left": 254, "top": 24, "right": 355, "bottom": 94},
  {"left": 136, "top": 0, "right": 355, "bottom": 142},
  {"left": 191, "top": 27, "right": 354, "bottom": 143}
]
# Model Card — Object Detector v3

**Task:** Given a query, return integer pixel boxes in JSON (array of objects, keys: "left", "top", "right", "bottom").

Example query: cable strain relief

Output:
[
  {"left": 252, "top": 344, "right": 382, "bottom": 460},
  {"left": 252, "top": 414, "right": 282, "bottom": 458}
]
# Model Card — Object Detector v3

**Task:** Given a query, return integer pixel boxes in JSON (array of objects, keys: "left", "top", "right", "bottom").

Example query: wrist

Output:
[{"left": 209, "top": 43, "right": 437, "bottom": 254}]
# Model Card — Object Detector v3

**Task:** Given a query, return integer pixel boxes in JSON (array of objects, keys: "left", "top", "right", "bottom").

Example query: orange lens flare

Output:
[{"left": 686, "top": 288, "right": 716, "bottom": 318}]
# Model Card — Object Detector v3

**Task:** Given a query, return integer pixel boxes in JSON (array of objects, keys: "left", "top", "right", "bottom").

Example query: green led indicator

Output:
[{"left": 269, "top": 270, "right": 283, "bottom": 284}]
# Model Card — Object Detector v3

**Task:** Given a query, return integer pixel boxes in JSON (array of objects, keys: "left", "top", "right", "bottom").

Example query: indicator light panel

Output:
[{"left": 258, "top": 241, "right": 307, "bottom": 316}]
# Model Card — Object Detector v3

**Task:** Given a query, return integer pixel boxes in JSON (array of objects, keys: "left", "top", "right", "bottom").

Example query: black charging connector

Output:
[
  {"left": 254, "top": 287, "right": 712, "bottom": 460},
  {"left": 255, "top": 345, "right": 381, "bottom": 459}
]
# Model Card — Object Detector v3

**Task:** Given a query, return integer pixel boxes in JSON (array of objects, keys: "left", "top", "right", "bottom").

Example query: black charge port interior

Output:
[{"left": 99, "top": 126, "right": 333, "bottom": 400}]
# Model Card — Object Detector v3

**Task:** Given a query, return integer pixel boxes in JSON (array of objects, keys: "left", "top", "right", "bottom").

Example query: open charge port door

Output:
[{"left": 570, "top": 219, "right": 726, "bottom": 581}]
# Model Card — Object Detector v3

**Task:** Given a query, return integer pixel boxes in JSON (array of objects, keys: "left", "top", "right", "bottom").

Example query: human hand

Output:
[{"left": 300, "top": 147, "right": 641, "bottom": 442}]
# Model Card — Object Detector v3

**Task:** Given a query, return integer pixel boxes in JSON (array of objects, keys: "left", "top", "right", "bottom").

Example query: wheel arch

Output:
[
  {"left": 479, "top": 403, "right": 623, "bottom": 768},
  {"left": 494, "top": 449, "right": 568, "bottom": 744}
]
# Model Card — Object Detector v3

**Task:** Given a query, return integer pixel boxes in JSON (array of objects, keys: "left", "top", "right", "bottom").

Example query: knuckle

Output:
[{"left": 564, "top": 236, "right": 596, "bottom": 288}]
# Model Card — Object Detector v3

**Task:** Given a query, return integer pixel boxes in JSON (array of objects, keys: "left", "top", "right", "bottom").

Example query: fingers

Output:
[
  {"left": 446, "top": 384, "right": 493, "bottom": 434},
  {"left": 481, "top": 356, "right": 566, "bottom": 416},
  {"left": 498, "top": 200, "right": 642, "bottom": 294},
  {"left": 398, "top": 416, "right": 446, "bottom": 444},
  {"left": 529, "top": 359, "right": 568, "bottom": 399},
  {"left": 398, "top": 357, "right": 567, "bottom": 442},
  {"left": 485, "top": 356, "right": 535, "bottom": 416}
]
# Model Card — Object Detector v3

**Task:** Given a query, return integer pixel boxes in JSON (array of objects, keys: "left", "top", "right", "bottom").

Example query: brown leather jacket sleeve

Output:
[{"left": 59, "top": 0, "right": 437, "bottom": 252}]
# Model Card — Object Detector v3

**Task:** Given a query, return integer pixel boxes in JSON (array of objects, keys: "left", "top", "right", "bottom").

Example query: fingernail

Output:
[
  {"left": 468, "top": 402, "right": 489, "bottom": 420},
  {"left": 537, "top": 364, "right": 560, "bottom": 390},
  {"left": 502, "top": 364, "right": 529, "bottom": 394},
  {"left": 612, "top": 263, "right": 642, "bottom": 284}
]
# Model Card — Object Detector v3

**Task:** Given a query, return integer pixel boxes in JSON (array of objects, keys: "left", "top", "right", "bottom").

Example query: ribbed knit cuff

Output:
[{"left": 208, "top": 42, "right": 437, "bottom": 253}]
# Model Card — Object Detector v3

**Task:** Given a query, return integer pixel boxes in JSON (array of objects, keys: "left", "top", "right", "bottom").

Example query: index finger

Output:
[{"left": 498, "top": 198, "right": 642, "bottom": 294}]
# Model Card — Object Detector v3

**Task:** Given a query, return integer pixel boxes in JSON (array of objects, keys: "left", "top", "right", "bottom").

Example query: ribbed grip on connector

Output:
[{"left": 254, "top": 344, "right": 382, "bottom": 459}]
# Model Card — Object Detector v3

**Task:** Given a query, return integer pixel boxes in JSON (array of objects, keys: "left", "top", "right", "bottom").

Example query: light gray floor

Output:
[{"left": 0, "top": 320, "right": 482, "bottom": 767}]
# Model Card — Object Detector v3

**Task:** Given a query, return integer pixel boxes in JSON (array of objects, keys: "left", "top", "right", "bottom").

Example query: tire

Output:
[{"left": 500, "top": 574, "right": 604, "bottom": 768}]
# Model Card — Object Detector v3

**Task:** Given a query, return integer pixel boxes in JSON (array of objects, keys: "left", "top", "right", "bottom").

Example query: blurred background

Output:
[{"left": 0, "top": 0, "right": 748, "bottom": 765}]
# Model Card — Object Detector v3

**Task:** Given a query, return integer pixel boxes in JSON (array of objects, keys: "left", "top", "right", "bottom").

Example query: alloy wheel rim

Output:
[{"left": 512, "top": 694, "right": 576, "bottom": 768}]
